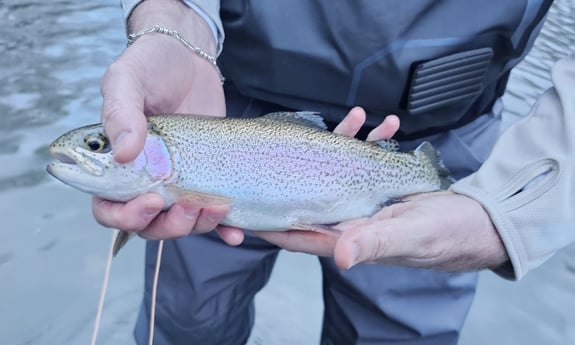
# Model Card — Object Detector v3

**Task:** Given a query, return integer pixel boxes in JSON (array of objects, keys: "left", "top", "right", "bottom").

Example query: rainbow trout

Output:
[{"left": 47, "top": 112, "right": 452, "bottom": 253}]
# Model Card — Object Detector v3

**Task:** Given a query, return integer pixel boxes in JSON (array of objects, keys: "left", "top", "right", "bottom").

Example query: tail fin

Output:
[{"left": 413, "top": 142, "right": 455, "bottom": 189}]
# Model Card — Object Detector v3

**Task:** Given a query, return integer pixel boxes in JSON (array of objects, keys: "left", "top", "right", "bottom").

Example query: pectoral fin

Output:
[{"left": 113, "top": 230, "right": 135, "bottom": 257}]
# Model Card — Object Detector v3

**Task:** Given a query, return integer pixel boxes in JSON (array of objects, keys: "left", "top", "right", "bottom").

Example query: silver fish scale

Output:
[
  {"left": 47, "top": 113, "right": 448, "bottom": 232},
  {"left": 147, "top": 114, "right": 441, "bottom": 230}
]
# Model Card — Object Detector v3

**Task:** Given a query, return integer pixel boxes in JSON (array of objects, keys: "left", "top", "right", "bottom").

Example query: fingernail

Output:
[
  {"left": 143, "top": 207, "right": 160, "bottom": 218},
  {"left": 348, "top": 244, "right": 361, "bottom": 269},
  {"left": 183, "top": 205, "right": 200, "bottom": 219}
]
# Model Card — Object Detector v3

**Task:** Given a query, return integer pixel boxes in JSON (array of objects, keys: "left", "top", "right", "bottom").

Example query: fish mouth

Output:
[
  {"left": 50, "top": 151, "right": 77, "bottom": 165},
  {"left": 47, "top": 147, "right": 105, "bottom": 177}
]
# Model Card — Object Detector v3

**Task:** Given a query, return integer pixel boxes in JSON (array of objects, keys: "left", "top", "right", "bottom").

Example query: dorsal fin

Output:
[
  {"left": 413, "top": 141, "right": 455, "bottom": 189},
  {"left": 261, "top": 111, "right": 327, "bottom": 130}
]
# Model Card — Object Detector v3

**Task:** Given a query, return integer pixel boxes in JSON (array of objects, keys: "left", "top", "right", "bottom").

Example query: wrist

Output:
[
  {"left": 128, "top": 0, "right": 216, "bottom": 56},
  {"left": 127, "top": 25, "right": 224, "bottom": 84}
]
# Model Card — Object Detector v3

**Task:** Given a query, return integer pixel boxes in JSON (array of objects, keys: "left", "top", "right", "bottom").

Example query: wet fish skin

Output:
[{"left": 47, "top": 112, "right": 453, "bottom": 234}]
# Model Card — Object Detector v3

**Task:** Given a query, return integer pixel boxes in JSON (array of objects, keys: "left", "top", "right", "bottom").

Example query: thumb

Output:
[
  {"left": 334, "top": 218, "right": 406, "bottom": 270},
  {"left": 100, "top": 62, "right": 148, "bottom": 163},
  {"left": 333, "top": 227, "right": 386, "bottom": 269}
]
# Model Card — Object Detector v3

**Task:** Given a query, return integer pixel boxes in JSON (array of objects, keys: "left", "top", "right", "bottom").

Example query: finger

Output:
[
  {"left": 366, "top": 114, "right": 400, "bottom": 141},
  {"left": 334, "top": 225, "right": 386, "bottom": 270},
  {"left": 256, "top": 230, "right": 338, "bottom": 256},
  {"left": 92, "top": 194, "right": 164, "bottom": 232},
  {"left": 100, "top": 60, "right": 148, "bottom": 163},
  {"left": 335, "top": 213, "right": 431, "bottom": 270},
  {"left": 137, "top": 204, "right": 196, "bottom": 239},
  {"left": 137, "top": 202, "right": 228, "bottom": 240},
  {"left": 333, "top": 106, "right": 366, "bottom": 137},
  {"left": 329, "top": 204, "right": 400, "bottom": 263},
  {"left": 137, "top": 202, "right": 200, "bottom": 239},
  {"left": 334, "top": 217, "right": 408, "bottom": 270},
  {"left": 215, "top": 226, "right": 245, "bottom": 246},
  {"left": 191, "top": 204, "right": 229, "bottom": 233}
]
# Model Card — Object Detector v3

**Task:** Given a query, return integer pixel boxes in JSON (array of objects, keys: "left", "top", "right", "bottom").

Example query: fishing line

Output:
[
  {"left": 149, "top": 239, "right": 164, "bottom": 345},
  {"left": 90, "top": 229, "right": 117, "bottom": 345}
]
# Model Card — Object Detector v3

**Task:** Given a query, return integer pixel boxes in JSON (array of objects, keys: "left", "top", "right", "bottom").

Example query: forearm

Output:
[
  {"left": 451, "top": 53, "right": 575, "bottom": 280},
  {"left": 121, "top": 0, "right": 222, "bottom": 56}
]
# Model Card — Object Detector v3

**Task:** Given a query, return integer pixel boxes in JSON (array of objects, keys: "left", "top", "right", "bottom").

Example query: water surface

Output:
[{"left": 1, "top": 1, "right": 574, "bottom": 344}]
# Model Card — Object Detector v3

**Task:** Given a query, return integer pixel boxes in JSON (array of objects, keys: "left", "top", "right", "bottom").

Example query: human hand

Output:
[
  {"left": 92, "top": 0, "right": 236, "bottom": 243},
  {"left": 102, "top": 0, "right": 225, "bottom": 163},
  {"left": 256, "top": 110, "right": 509, "bottom": 271}
]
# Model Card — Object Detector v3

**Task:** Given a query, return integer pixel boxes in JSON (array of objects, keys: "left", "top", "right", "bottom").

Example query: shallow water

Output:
[{"left": 0, "top": 0, "right": 574, "bottom": 344}]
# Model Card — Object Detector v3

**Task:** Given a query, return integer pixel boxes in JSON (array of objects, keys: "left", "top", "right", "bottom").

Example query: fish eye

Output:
[{"left": 84, "top": 133, "right": 110, "bottom": 153}]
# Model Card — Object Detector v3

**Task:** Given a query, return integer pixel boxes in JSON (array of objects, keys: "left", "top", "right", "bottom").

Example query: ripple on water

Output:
[
  {"left": 0, "top": 170, "right": 50, "bottom": 192},
  {"left": 0, "top": 252, "right": 15, "bottom": 268},
  {"left": 0, "top": 0, "right": 125, "bottom": 131},
  {"left": 0, "top": 0, "right": 125, "bottom": 195},
  {"left": 0, "top": 134, "right": 22, "bottom": 155},
  {"left": 0, "top": 0, "right": 574, "bottom": 345}
]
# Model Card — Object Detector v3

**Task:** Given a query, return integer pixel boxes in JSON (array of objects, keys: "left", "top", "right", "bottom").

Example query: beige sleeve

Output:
[
  {"left": 450, "top": 53, "right": 575, "bottom": 280},
  {"left": 120, "top": 0, "right": 224, "bottom": 54}
]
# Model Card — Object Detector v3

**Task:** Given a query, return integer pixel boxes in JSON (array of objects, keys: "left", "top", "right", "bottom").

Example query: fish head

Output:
[{"left": 46, "top": 123, "right": 173, "bottom": 202}]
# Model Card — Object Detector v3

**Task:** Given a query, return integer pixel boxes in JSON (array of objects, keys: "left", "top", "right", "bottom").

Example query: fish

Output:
[{"left": 46, "top": 112, "right": 453, "bottom": 254}]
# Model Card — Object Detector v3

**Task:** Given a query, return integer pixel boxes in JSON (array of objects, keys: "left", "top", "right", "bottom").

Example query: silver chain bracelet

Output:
[{"left": 127, "top": 25, "right": 225, "bottom": 84}]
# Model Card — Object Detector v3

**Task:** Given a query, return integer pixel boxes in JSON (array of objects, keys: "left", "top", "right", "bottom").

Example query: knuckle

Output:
[
  {"left": 120, "top": 218, "right": 148, "bottom": 233},
  {"left": 165, "top": 223, "right": 193, "bottom": 238},
  {"left": 92, "top": 200, "right": 115, "bottom": 228},
  {"left": 100, "top": 60, "right": 124, "bottom": 95},
  {"left": 192, "top": 208, "right": 225, "bottom": 233},
  {"left": 157, "top": 214, "right": 194, "bottom": 239},
  {"left": 193, "top": 218, "right": 218, "bottom": 233},
  {"left": 372, "top": 236, "right": 388, "bottom": 260},
  {"left": 367, "top": 230, "right": 390, "bottom": 261},
  {"left": 417, "top": 236, "right": 445, "bottom": 260},
  {"left": 101, "top": 97, "right": 124, "bottom": 125}
]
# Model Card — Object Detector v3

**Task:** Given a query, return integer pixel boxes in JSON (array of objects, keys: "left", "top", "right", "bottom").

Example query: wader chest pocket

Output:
[{"left": 407, "top": 48, "right": 493, "bottom": 115}]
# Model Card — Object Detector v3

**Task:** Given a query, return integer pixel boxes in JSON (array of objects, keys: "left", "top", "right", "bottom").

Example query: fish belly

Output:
[{"left": 219, "top": 192, "right": 387, "bottom": 231}]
